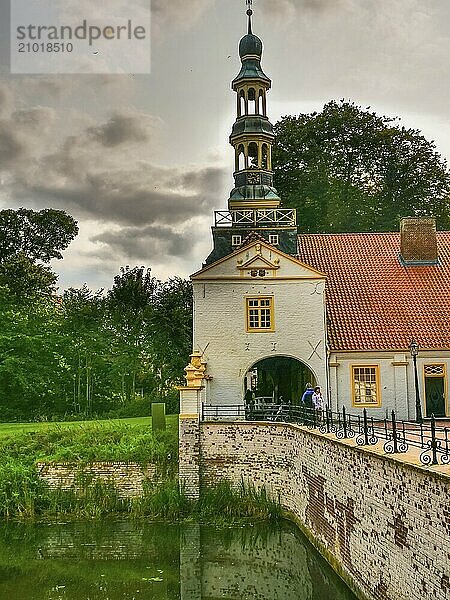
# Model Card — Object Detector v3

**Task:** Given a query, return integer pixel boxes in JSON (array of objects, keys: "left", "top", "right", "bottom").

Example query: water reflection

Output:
[{"left": 0, "top": 520, "right": 356, "bottom": 600}]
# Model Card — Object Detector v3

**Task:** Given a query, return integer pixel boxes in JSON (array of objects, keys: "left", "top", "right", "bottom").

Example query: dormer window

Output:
[
  {"left": 232, "top": 235, "right": 242, "bottom": 247},
  {"left": 269, "top": 234, "right": 279, "bottom": 246}
]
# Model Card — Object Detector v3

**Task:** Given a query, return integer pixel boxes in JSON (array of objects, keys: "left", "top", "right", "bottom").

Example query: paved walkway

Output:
[{"left": 299, "top": 422, "right": 450, "bottom": 478}]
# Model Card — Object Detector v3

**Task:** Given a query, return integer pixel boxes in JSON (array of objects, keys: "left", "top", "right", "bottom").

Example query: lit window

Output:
[
  {"left": 269, "top": 234, "right": 279, "bottom": 245},
  {"left": 232, "top": 235, "right": 242, "bottom": 247},
  {"left": 246, "top": 297, "right": 274, "bottom": 332},
  {"left": 352, "top": 366, "right": 381, "bottom": 407}
]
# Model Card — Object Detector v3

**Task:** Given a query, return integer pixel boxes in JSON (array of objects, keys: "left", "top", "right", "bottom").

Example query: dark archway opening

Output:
[{"left": 244, "top": 356, "right": 316, "bottom": 406}]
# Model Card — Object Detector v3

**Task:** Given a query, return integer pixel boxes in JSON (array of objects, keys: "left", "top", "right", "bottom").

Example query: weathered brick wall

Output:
[
  {"left": 37, "top": 462, "right": 160, "bottom": 498},
  {"left": 179, "top": 416, "right": 201, "bottom": 499},
  {"left": 199, "top": 422, "right": 450, "bottom": 600}
]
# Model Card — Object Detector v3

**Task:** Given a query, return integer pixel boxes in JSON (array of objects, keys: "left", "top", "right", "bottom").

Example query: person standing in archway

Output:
[
  {"left": 301, "top": 383, "right": 314, "bottom": 407},
  {"left": 301, "top": 383, "right": 314, "bottom": 424}
]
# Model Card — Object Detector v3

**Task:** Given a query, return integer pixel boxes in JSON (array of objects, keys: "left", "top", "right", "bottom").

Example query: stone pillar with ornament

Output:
[{"left": 178, "top": 352, "right": 208, "bottom": 499}]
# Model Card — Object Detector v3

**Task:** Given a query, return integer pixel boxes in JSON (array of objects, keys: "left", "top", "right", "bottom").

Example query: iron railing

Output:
[
  {"left": 201, "top": 403, "right": 450, "bottom": 467},
  {"left": 214, "top": 209, "right": 297, "bottom": 228}
]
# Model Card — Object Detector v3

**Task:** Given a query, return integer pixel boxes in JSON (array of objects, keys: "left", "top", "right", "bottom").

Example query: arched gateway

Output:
[{"left": 244, "top": 356, "right": 316, "bottom": 405}]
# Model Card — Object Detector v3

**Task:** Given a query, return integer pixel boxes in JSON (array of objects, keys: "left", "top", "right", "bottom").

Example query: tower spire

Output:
[
  {"left": 228, "top": 0, "right": 280, "bottom": 211},
  {"left": 204, "top": 2, "right": 298, "bottom": 266},
  {"left": 246, "top": 0, "right": 253, "bottom": 34}
]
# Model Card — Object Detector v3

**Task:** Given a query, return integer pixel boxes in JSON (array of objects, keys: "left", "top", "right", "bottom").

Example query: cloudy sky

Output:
[{"left": 1, "top": 0, "right": 450, "bottom": 290}]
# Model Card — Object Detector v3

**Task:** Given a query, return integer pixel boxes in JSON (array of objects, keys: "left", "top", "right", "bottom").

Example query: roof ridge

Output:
[{"left": 297, "top": 231, "right": 450, "bottom": 237}]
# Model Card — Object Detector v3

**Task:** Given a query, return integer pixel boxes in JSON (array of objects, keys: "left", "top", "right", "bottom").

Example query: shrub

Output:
[{"left": 0, "top": 461, "right": 43, "bottom": 519}]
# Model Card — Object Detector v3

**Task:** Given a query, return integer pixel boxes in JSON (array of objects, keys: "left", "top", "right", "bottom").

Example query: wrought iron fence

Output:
[{"left": 201, "top": 403, "right": 450, "bottom": 467}]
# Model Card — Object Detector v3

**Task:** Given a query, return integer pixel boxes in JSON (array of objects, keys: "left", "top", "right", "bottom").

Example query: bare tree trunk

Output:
[
  {"left": 121, "top": 373, "right": 126, "bottom": 403},
  {"left": 84, "top": 354, "right": 93, "bottom": 415},
  {"left": 77, "top": 355, "right": 82, "bottom": 414}
]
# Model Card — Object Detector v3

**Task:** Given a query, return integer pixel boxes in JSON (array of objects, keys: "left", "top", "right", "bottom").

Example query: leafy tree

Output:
[
  {"left": 61, "top": 285, "right": 110, "bottom": 416},
  {"left": 0, "top": 288, "right": 67, "bottom": 420},
  {"left": 273, "top": 100, "right": 450, "bottom": 232},
  {"left": 150, "top": 277, "right": 193, "bottom": 402},
  {"left": 105, "top": 269, "right": 192, "bottom": 408},
  {"left": 0, "top": 253, "right": 57, "bottom": 302},
  {"left": 106, "top": 267, "right": 158, "bottom": 402},
  {"left": 0, "top": 208, "right": 78, "bottom": 263},
  {"left": 0, "top": 208, "right": 79, "bottom": 419}
]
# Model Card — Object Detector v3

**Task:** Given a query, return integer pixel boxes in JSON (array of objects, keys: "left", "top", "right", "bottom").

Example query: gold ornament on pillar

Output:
[{"left": 184, "top": 351, "right": 208, "bottom": 388}]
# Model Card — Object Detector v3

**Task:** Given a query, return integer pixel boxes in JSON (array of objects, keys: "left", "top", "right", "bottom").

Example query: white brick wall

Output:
[
  {"left": 193, "top": 279, "right": 328, "bottom": 405},
  {"left": 330, "top": 352, "right": 450, "bottom": 421}
]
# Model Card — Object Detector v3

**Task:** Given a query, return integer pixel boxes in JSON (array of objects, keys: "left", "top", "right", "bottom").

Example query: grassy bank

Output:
[
  {"left": 0, "top": 415, "right": 178, "bottom": 438},
  {"left": 0, "top": 418, "right": 178, "bottom": 520},
  {"left": 0, "top": 418, "right": 281, "bottom": 523}
]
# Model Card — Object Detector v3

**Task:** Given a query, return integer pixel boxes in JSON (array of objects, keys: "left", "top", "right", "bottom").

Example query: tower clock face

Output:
[{"left": 247, "top": 172, "right": 260, "bottom": 184}]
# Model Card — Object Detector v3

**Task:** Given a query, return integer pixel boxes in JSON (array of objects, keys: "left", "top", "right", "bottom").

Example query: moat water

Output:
[{"left": 0, "top": 520, "right": 357, "bottom": 599}]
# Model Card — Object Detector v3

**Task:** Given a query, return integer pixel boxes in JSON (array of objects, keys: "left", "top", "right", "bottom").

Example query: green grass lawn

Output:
[{"left": 0, "top": 415, "right": 179, "bottom": 438}]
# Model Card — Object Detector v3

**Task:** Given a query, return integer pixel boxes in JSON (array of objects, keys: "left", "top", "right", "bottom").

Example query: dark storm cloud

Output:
[
  {"left": 92, "top": 224, "right": 198, "bottom": 261},
  {"left": 0, "top": 85, "right": 226, "bottom": 261},
  {"left": 87, "top": 112, "right": 155, "bottom": 147},
  {"left": 0, "top": 104, "right": 59, "bottom": 170},
  {"left": 24, "top": 164, "right": 224, "bottom": 228},
  {"left": 0, "top": 122, "right": 24, "bottom": 166},
  {"left": 13, "top": 107, "right": 56, "bottom": 133}
]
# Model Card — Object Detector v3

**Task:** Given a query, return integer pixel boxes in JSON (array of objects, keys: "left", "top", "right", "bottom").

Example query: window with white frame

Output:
[
  {"left": 268, "top": 234, "right": 279, "bottom": 245},
  {"left": 232, "top": 235, "right": 242, "bottom": 247},
  {"left": 351, "top": 366, "right": 381, "bottom": 407}
]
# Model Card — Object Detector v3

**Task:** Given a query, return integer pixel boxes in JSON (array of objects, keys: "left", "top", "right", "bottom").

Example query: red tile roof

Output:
[{"left": 297, "top": 232, "right": 450, "bottom": 352}]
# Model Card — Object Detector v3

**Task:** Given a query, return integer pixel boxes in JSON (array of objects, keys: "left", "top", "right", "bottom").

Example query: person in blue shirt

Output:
[{"left": 301, "top": 383, "right": 314, "bottom": 408}]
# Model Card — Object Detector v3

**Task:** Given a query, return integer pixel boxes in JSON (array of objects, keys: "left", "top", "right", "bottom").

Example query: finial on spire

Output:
[{"left": 246, "top": 0, "right": 253, "bottom": 34}]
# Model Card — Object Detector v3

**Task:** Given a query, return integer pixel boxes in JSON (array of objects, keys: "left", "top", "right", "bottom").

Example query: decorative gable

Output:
[
  {"left": 192, "top": 241, "right": 326, "bottom": 281},
  {"left": 237, "top": 250, "right": 280, "bottom": 278}
]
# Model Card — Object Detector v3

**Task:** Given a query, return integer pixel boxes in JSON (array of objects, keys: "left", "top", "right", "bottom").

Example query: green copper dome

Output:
[
  {"left": 239, "top": 33, "right": 263, "bottom": 58},
  {"left": 232, "top": 17, "right": 271, "bottom": 89},
  {"left": 232, "top": 59, "right": 271, "bottom": 88},
  {"left": 230, "top": 116, "right": 274, "bottom": 139},
  {"left": 229, "top": 184, "right": 281, "bottom": 203}
]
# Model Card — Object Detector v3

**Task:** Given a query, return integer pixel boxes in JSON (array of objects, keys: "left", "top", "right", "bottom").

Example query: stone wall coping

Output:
[{"left": 204, "top": 420, "right": 450, "bottom": 483}]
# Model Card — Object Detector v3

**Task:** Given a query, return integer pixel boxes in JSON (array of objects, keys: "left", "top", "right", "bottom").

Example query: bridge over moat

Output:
[{"left": 179, "top": 393, "right": 450, "bottom": 600}]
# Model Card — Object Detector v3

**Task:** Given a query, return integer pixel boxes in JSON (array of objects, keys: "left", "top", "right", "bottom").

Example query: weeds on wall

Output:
[
  {"left": 197, "top": 480, "right": 282, "bottom": 523},
  {"left": 0, "top": 421, "right": 281, "bottom": 523},
  {"left": 0, "top": 470, "right": 281, "bottom": 523},
  {"left": 0, "top": 421, "right": 177, "bottom": 520}
]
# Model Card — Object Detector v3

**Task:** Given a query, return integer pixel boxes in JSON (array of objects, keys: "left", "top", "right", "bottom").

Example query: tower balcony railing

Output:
[{"left": 214, "top": 209, "right": 297, "bottom": 228}]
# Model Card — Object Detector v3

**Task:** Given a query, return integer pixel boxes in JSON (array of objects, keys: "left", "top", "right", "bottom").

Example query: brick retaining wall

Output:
[
  {"left": 193, "top": 420, "right": 450, "bottom": 600},
  {"left": 37, "top": 462, "right": 160, "bottom": 498}
]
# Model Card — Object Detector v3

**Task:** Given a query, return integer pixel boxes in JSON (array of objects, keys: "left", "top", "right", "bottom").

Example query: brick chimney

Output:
[{"left": 400, "top": 217, "right": 438, "bottom": 265}]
